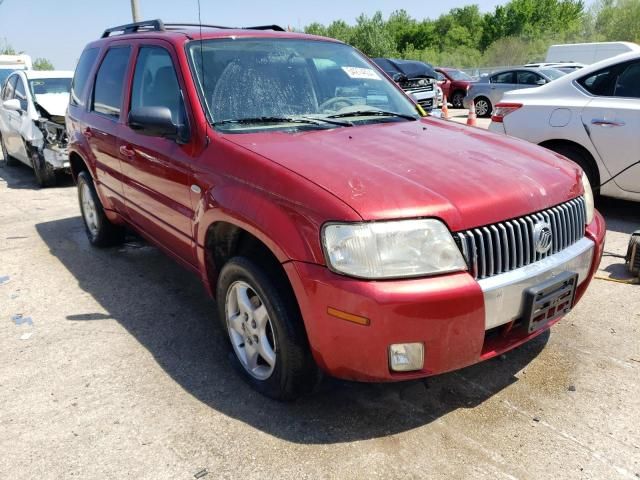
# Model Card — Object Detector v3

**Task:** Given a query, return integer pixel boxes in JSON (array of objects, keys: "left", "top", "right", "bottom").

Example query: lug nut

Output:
[{"left": 251, "top": 320, "right": 257, "bottom": 329}]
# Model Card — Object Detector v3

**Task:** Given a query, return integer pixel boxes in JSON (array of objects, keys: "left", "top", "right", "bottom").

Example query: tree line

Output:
[{"left": 305, "top": 0, "right": 640, "bottom": 68}]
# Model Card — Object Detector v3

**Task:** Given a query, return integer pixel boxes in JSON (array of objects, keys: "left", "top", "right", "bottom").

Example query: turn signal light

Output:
[
  {"left": 491, "top": 103, "right": 523, "bottom": 123},
  {"left": 327, "top": 307, "right": 370, "bottom": 326}
]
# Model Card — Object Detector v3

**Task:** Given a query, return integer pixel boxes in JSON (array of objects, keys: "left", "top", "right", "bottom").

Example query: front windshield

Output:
[
  {"left": 539, "top": 68, "right": 566, "bottom": 80},
  {"left": 447, "top": 69, "right": 472, "bottom": 81},
  {"left": 29, "top": 77, "right": 72, "bottom": 97},
  {"left": 187, "top": 38, "right": 419, "bottom": 132}
]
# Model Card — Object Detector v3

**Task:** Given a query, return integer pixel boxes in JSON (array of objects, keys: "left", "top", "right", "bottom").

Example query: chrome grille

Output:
[
  {"left": 456, "top": 197, "right": 586, "bottom": 279},
  {"left": 403, "top": 84, "right": 434, "bottom": 94}
]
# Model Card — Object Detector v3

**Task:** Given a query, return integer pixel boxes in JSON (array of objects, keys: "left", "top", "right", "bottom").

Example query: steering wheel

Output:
[{"left": 319, "top": 96, "right": 357, "bottom": 112}]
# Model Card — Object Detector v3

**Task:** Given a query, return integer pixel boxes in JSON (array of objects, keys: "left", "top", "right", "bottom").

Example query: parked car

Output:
[
  {"left": 0, "top": 54, "right": 32, "bottom": 90},
  {"left": 372, "top": 58, "right": 438, "bottom": 111},
  {"left": 435, "top": 67, "right": 474, "bottom": 108},
  {"left": 524, "top": 62, "right": 585, "bottom": 74},
  {"left": 490, "top": 52, "right": 640, "bottom": 203},
  {"left": 67, "top": 19, "right": 604, "bottom": 400},
  {"left": 545, "top": 41, "right": 640, "bottom": 64},
  {"left": 464, "top": 67, "right": 565, "bottom": 117},
  {"left": 0, "top": 70, "right": 73, "bottom": 186}
]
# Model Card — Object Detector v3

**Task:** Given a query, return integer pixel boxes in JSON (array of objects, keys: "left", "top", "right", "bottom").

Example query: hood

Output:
[
  {"left": 222, "top": 119, "right": 582, "bottom": 231},
  {"left": 34, "top": 93, "right": 69, "bottom": 117}
]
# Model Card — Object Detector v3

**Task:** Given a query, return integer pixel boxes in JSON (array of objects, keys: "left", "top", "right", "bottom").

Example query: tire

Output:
[
  {"left": 475, "top": 97, "right": 492, "bottom": 118},
  {"left": 77, "top": 170, "right": 124, "bottom": 247},
  {"left": 546, "top": 144, "right": 599, "bottom": 191},
  {"left": 30, "top": 147, "right": 57, "bottom": 187},
  {"left": 216, "top": 256, "right": 318, "bottom": 400},
  {"left": 0, "top": 134, "right": 18, "bottom": 166},
  {"left": 451, "top": 91, "right": 465, "bottom": 109}
]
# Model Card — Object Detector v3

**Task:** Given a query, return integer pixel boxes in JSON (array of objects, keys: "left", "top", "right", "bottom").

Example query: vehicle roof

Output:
[
  {"left": 89, "top": 25, "right": 340, "bottom": 48},
  {"left": 539, "top": 50, "right": 640, "bottom": 84},
  {"left": 23, "top": 70, "right": 74, "bottom": 79}
]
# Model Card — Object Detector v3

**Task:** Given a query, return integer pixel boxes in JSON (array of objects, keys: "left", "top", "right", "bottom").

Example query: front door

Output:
[{"left": 119, "top": 42, "right": 196, "bottom": 265}]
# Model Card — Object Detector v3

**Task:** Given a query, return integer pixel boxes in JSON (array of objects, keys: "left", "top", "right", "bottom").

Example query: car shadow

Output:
[
  {"left": 596, "top": 196, "right": 639, "bottom": 235},
  {"left": 36, "top": 216, "right": 549, "bottom": 444},
  {"left": 0, "top": 156, "right": 74, "bottom": 189}
]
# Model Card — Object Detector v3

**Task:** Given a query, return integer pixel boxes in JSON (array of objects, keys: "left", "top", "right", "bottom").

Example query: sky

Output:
[{"left": 0, "top": 0, "right": 510, "bottom": 70}]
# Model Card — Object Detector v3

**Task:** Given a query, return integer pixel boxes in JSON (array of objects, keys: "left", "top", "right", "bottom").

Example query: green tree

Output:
[
  {"left": 33, "top": 58, "right": 55, "bottom": 70},
  {"left": 1, "top": 40, "right": 16, "bottom": 55},
  {"left": 594, "top": 0, "right": 640, "bottom": 42},
  {"left": 350, "top": 12, "right": 396, "bottom": 57}
]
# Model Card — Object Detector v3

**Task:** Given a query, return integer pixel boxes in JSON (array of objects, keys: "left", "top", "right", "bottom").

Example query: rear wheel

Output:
[
  {"left": 1, "top": 134, "right": 18, "bottom": 166},
  {"left": 30, "top": 148, "right": 56, "bottom": 187},
  {"left": 475, "top": 97, "right": 492, "bottom": 118},
  {"left": 77, "top": 171, "right": 124, "bottom": 247},
  {"left": 451, "top": 91, "right": 465, "bottom": 109},
  {"left": 216, "top": 256, "right": 318, "bottom": 400}
]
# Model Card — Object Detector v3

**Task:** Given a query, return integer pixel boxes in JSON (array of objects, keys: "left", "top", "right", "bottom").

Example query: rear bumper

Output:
[{"left": 285, "top": 211, "right": 605, "bottom": 382}]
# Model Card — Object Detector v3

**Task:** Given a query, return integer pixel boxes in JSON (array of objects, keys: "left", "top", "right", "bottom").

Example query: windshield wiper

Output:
[
  {"left": 326, "top": 110, "right": 418, "bottom": 121},
  {"left": 212, "top": 116, "right": 351, "bottom": 127}
]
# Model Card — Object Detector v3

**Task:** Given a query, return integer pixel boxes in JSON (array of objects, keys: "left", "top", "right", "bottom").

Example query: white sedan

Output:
[
  {"left": 489, "top": 51, "right": 640, "bottom": 202},
  {"left": 0, "top": 70, "right": 73, "bottom": 187}
]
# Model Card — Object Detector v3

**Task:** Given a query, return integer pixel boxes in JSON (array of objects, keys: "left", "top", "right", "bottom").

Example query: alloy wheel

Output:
[
  {"left": 80, "top": 182, "right": 99, "bottom": 237},
  {"left": 225, "top": 280, "right": 277, "bottom": 380}
]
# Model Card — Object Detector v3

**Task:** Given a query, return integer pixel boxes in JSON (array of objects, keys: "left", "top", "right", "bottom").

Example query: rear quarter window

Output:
[
  {"left": 70, "top": 47, "right": 99, "bottom": 107},
  {"left": 92, "top": 46, "right": 132, "bottom": 118}
]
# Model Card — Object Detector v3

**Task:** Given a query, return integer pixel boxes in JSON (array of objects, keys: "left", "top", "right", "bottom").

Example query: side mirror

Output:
[
  {"left": 3, "top": 99, "right": 22, "bottom": 112},
  {"left": 536, "top": 79, "right": 547, "bottom": 85},
  {"left": 129, "top": 106, "right": 179, "bottom": 140}
]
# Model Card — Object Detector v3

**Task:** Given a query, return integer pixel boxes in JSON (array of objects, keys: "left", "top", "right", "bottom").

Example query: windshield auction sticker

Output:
[{"left": 341, "top": 66, "right": 381, "bottom": 80}]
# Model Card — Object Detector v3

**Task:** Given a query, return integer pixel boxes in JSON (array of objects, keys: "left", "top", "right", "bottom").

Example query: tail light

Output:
[{"left": 491, "top": 103, "right": 523, "bottom": 123}]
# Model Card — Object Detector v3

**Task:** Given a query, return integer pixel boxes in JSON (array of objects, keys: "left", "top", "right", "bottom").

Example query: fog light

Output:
[{"left": 389, "top": 343, "right": 424, "bottom": 372}]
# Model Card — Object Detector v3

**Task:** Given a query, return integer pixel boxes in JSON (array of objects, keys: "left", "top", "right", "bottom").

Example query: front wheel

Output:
[
  {"left": 30, "top": 148, "right": 56, "bottom": 187},
  {"left": 451, "top": 91, "right": 465, "bottom": 109},
  {"left": 475, "top": 97, "right": 492, "bottom": 118},
  {"left": 77, "top": 171, "right": 124, "bottom": 247},
  {"left": 216, "top": 256, "right": 318, "bottom": 400}
]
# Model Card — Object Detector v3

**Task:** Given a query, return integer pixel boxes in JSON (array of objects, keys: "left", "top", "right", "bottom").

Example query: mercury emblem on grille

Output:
[{"left": 533, "top": 221, "right": 553, "bottom": 254}]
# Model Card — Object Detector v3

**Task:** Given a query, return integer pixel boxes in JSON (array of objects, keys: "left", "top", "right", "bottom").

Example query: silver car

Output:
[{"left": 463, "top": 67, "right": 565, "bottom": 117}]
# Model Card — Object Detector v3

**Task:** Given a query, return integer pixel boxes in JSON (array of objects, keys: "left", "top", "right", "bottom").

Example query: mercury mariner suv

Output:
[{"left": 67, "top": 20, "right": 605, "bottom": 400}]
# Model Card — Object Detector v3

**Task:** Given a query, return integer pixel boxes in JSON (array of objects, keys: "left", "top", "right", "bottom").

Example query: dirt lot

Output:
[{"left": 1, "top": 148, "right": 639, "bottom": 479}]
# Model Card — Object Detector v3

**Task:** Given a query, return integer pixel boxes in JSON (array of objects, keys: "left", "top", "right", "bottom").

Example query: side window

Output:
[
  {"left": 130, "top": 46, "right": 183, "bottom": 123},
  {"left": 14, "top": 77, "right": 28, "bottom": 110},
  {"left": 71, "top": 47, "right": 100, "bottom": 107},
  {"left": 491, "top": 72, "right": 515, "bottom": 84},
  {"left": 614, "top": 62, "right": 640, "bottom": 99},
  {"left": 517, "top": 71, "right": 541, "bottom": 85},
  {"left": 2, "top": 76, "right": 17, "bottom": 101},
  {"left": 92, "top": 46, "right": 131, "bottom": 118},
  {"left": 578, "top": 67, "right": 617, "bottom": 96}
]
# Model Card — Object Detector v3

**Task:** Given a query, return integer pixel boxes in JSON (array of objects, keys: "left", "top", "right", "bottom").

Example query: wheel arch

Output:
[
  {"left": 69, "top": 150, "right": 91, "bottom": 183},
  {"left": 538, "top": 139, "right": 601, "bottom": 187}
]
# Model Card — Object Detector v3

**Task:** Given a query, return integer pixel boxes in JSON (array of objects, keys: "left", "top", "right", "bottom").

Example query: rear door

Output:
[
  {"left": 118, "top": 41, "right": 196, "bottom": 265},
  {"left": 579, "top": 60, "right": 640, "bottom": 193},
  {"left": 8, "top": 75, "right": 30, "bottom": 162},
  {"left": 489, "top": 71, "right": 517, "bottom": 101},
  {"left": 87, "top": 45, "right": 132, "bottom": 212},
  {"left": 0, "top": 75, "right": 19, "bottom": 156}
]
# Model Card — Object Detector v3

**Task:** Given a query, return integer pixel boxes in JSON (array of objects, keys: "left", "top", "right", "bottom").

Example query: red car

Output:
[
  {"left": 436, "top": 67, "right": 474, "bottom": 108},
  {"left": 67, "top": 20, "right": 605, "bottom": 400}
]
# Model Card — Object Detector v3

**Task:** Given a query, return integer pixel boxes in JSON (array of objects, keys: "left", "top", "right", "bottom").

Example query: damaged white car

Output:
[{"left": 0, "top": 70, "right": 73, "bottom": 186}]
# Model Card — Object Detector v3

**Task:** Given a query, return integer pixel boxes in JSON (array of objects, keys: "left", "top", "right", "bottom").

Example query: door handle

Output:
[
  {"left": 119, "top": 145, "right": 135, "bottom": 158},
  {"left": 83, "top": 128, "right": 93, "bottom": 139},
  {"left": 591, "top": 119, "right": 625, "bottom": 127}
]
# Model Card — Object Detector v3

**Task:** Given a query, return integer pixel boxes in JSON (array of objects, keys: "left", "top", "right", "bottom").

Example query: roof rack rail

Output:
[
  {"left": 102, "top": 19, "right": 165, "bottom": 38},
  {"left": 164, "top": 23, "right": 286, "bottom": 32}
]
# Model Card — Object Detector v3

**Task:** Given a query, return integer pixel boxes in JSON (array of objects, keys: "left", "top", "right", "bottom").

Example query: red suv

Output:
[
  {"left": 435, "top": 67, "right": 474, "bottom": 108},
  {"left": 67, "top": 20, "right": 605, "bottom": 400}
]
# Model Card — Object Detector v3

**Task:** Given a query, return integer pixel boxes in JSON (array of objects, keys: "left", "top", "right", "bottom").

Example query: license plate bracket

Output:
[{"left": 523, "top": 271, "right": 578, "bottom": 334}]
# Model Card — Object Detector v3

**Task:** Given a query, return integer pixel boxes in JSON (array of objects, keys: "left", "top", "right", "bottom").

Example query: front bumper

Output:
[
  {"left": 43, "top": 145, "right": 70, "bottom": 170},
  {"left": 285, "top": 211, "right": 605, "bottom": 382}
]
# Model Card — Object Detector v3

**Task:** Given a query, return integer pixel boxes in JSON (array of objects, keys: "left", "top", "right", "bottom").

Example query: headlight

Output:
[
  {"left": 322, "top": 219, "right": 467, "bottom": 279},
  {"left": 581, "top": 172, "right": 594, "bottom": 225}
]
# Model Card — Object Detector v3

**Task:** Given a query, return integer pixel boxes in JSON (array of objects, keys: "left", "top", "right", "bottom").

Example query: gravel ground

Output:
[{"left": 0, "top": 151, "right": 639, "bottom": 479}]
